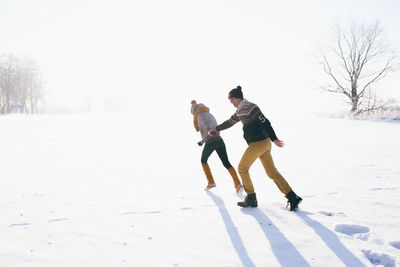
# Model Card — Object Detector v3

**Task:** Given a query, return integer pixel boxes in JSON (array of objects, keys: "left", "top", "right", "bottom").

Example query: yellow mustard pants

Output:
[{"left": 238, "top": 139, "right": 292, "bottom": 195}]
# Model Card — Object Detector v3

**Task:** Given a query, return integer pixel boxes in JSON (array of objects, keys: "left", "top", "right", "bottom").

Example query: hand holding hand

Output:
[{"left": 208, "top": 129, "right": 218, "bottom": 136}]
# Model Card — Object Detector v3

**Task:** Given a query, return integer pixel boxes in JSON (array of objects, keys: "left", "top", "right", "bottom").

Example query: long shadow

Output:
[
  {"left": 207, "top": 192, "right": 256, "bottom": 267},
  {"left": 296, "top": 211, "right": 366, "bottom": 267},
  {"left": 241, "top": 208, "right": 310, "bottom": 267}
]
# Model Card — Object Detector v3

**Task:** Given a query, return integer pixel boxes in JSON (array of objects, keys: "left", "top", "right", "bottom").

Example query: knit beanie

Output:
[
  {"left": 228, "top": 86, "right": 243, "bottom": 99},
  {"left": 191, "top": 100, "right": 198, "bottom": 114},
  {"left": 191, "top": 100, "right": 207, "bottom": 114}
]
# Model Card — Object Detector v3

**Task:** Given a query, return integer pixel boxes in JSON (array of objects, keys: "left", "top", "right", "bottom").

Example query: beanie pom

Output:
[
  {"left": 228, "top": 85, "right": 244, "bottom": 99},
  {"left": 191, "top": 100, "right": 196, "bottom": 105}
]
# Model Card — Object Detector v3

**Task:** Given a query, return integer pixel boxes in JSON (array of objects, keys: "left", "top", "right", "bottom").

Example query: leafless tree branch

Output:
[{"left": 317, "top": 21, "right": 398, "bottom": 114}]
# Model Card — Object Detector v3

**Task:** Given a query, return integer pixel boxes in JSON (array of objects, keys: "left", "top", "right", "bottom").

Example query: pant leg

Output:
[
  {"left": 201, "top": 142, "right": 216, "bottom": 164},
  {"left": 214, "top": 140, "right": 233, "bottom": 169},
  {"left": 258, "top": 139, "right": 292, "bottom": 194},
  {"left": 215, "top": 140, "right": 241, "bottom": 189},
  {"left": 201, "top": 142, "right": 217, "bottom": 185},
  {"left": 238, "top": 140, "right": 268, "bottom": 194}
]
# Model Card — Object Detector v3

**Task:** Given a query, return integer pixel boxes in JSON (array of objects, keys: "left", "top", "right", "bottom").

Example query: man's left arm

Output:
[{"left": 256, "top": 112, "right": 278, "bottom": 142}]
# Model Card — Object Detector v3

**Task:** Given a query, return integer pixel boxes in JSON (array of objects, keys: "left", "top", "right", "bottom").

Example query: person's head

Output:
[
  {"left": 228, "top": 86, "right": 243, "bottom": 107},
  {"left": 190, "top": 100, "right": 207, "bottom": 114}
]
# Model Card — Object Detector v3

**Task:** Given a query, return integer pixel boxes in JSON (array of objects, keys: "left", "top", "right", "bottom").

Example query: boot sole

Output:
[{"left": 237, "top": 203, "right": 258, "bottom": 208}]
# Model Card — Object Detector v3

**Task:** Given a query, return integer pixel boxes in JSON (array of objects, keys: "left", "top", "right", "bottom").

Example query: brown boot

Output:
[
  {"left": 228, "top": 167, "right": 242, "bottom": 193},
  {"left": 202, "top": 163, "right": 216, "bottom": 191}
]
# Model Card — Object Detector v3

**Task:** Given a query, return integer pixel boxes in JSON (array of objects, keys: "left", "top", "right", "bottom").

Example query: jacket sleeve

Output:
[
  {"left": 256, "top": 112, "right": 278, "bottom": 141},
  {"left": 216, "top": 113, "right": 240, "bottom": 132}
]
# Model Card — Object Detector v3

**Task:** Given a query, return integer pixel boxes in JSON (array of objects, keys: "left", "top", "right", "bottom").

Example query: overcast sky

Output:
[{"left": 1, "top": 0, "right": 399, "bottom": 115}]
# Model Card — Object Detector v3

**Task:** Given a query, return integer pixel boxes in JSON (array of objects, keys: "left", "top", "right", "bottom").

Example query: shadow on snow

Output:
[
  {"left": 295, "top": 211, "right": 366, "bottom": 267},
  {"left": 208, "top": 191, "right": 311, "bottom": 267},
  {"left": 240, "top": 208, "right": 310, "bottom": 267},
  {"left": 207, "top": 192, "right": 256, "bottom": 267}
]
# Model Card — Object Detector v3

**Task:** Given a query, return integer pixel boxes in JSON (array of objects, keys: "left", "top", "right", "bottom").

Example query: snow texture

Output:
[{"left": 0, "top": 113, "right": 399, "bottom": 267}]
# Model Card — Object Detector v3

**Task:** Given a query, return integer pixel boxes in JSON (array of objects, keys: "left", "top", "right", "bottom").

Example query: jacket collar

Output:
[{"left": 237, "top": 99, "right": 248, "bottom": 109}]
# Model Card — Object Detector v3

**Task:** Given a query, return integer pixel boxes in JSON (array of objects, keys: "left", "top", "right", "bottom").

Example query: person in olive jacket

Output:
[{"left": 211, "top": 86, "right": 302, "bottom": 211}]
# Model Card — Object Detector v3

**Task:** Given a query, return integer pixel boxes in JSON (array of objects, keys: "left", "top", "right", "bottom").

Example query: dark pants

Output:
[{"left": 201, "top": 139, "right": 232, "bottom": 169}]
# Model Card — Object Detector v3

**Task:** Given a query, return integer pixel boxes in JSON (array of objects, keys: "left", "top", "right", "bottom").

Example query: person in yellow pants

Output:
[{"left": 212, "top": 86, "right": 302, "bottom": 211}]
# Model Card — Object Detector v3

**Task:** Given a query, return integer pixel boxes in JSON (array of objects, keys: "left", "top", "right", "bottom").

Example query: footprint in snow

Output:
[
  {"left": 48, "top": 218, "right": 69, "bottom": 223},
  {"left": 9, "top": 223, "right": 30, "bottom": 227},
  {"left": 370, "top": 188, "right": 384, "bottom": 191},
  {"left": 319, "top": 211, "right": 346, "bottom": 217},
  {"left": 319, "top": 211, "right": 335, "bottom": 216},
  {"left": 389, "top": 241, "right": 400, "bottom": 250},
  {"left": 144, "top": 211, "right": 162, "bottom": 214},
  {"left": 180, "top": 207, "right": 194, "bottom": 210},
  {"left": 370, "top": 187, "right": 398, "bottom": 191},
  {"left": 334, "top": 224, "right": 370, "bottom": 240},
  {"left": 362, "top": 249, "right": 396, "bottom": 267},
  {"left": 121, "top": 210, "right": 162, "bottom": 215}
]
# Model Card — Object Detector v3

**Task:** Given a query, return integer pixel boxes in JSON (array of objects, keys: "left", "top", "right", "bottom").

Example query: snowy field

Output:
[{"left": 0, "top": 112, "right": 399, "bottom": 267}]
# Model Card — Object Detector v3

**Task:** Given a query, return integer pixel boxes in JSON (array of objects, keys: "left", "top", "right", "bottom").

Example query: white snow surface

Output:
[{"left": 1, "top": 112, "right": 399, "bottom": 267}]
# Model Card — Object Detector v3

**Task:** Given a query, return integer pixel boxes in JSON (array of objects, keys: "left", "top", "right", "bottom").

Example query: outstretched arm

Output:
[{"left": 214, "top": 114, "right": 240, "bottom": 133}]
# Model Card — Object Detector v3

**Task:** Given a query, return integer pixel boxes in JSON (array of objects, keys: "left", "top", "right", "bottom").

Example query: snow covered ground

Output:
[{"left": 0, "top": 112, "right": 399, "bottom": 266}]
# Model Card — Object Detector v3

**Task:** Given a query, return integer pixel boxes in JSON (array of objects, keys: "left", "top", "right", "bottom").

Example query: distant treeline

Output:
[{"left": 0, "top": 54, "right": 43, "bottom": 114}]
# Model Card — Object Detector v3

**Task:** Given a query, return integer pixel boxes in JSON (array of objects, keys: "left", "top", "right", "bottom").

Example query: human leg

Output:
[
  {"left": 214, "top": 140, "right": 242, "bottom": 192},
  {"left": 259, "top": 139, "right": 302, "bottom": 210},
  {"left": 201, "top": 143, "right": 216, "bottom": 189},
  {"left": 237, "top": 140, "right": 267, "bottom": 194},
  {"left": 258, "top": 139, "right": 292, "bottom": 194}
]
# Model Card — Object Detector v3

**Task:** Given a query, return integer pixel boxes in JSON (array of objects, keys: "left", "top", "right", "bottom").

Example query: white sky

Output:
[{"left": 1, "top": 0, "right": 399, "bottom": 114}]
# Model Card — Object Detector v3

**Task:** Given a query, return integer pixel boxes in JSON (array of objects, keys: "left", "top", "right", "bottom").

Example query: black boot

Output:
[
  {"left": 237, "top": 193, "right": 258, "bottom": 208},
  {"left": 285, "top": 190, "right": 302, "bottom": 211}
]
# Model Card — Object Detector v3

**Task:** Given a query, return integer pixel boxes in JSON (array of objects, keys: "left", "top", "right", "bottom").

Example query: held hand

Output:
[
  {"left": 208, "top": 129, "right": 218, "bottom": 136},
  {"left": 273, "top": 139, "right": 284, "bottom": 148}
]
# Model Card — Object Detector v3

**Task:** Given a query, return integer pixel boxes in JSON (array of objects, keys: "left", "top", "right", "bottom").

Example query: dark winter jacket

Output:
[{"left": 216, "top": 99, "right": 277, "bottom": 144}]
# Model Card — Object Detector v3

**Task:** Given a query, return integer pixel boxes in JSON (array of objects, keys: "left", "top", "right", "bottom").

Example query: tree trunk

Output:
[
  {"left": 351, "top": 96, "right": 359, "bottom": 113},
  {"left": 350, "top": 81, "right": 358, "bottom": 113}
]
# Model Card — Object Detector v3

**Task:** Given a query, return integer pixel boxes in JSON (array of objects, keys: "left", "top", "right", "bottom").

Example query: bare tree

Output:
[
  {"left": 0, "top": 54, "right": 18, "bottom": 113},
  {"left": 317, "top": 21, "right": 398, "bottom": 115},
  {"left": 18, "top": 57, "right": 43, "bottom": 114},
  {"left": 0, "top": 54, "right": 43, "bottom": 114}
]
